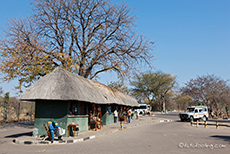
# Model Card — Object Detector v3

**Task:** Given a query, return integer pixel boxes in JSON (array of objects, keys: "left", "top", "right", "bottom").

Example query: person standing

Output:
[
  {"left": 127, "top": 108, "right": 131, "bottom": 123},
  {"left": 114, "top": 109, "right": 118, "bottom": 123},
  {"left": 135, "top": 109, "right": 139, "bottom": 119}
]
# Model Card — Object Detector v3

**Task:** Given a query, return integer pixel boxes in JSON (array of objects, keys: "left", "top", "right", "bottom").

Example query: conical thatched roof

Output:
[
  {"left": 20, "top": 67, "right": 107, "bottom": 104},
  {"left": 20, "top": 67, "right": 139, "bottom": 106}
]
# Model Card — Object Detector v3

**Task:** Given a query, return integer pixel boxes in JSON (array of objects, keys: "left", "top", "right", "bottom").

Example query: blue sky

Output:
[{"left": 0, "top": 0, "right": 230, "bottom": 97}]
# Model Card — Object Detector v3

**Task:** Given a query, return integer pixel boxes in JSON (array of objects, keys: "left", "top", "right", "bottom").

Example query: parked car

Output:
[{"left": 179, "top": 106, "right": 208, "bottom": 121}]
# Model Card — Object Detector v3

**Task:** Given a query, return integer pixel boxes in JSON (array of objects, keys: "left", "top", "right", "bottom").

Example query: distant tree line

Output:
[
  {"left": 0, "top": 90, "right": 35, "bottom": 122},
  {"left": 108, "top": 73, "right": 230, "bottom": 117}
]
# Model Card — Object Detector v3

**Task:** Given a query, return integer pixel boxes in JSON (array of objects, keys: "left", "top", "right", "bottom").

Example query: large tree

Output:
[
  {"left": 131, "top": 71, "right": 176, "bottom": 111},
  {"left": 0, "top": 0, "right": 153, "bottom": 92},
  {"left": 181, "top": 74, "right": 230, "bottom": 111}
]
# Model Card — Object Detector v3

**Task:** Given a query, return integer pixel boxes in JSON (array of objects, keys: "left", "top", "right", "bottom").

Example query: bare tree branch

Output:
[{"left": 0, "top": 0, "right": 154, "bottom": 93}]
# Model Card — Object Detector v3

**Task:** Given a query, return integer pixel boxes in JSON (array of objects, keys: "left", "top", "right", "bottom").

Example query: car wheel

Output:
[{"left": 203, "top": 116, "right": 207, "bottom": 121}]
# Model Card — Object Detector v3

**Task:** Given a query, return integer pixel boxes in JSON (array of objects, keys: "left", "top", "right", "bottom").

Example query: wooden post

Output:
[{"left": 31, "top": 102, "right": 33, "bottom": 120}]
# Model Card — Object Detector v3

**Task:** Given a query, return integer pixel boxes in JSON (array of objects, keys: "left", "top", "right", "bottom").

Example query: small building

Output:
[{"left": 20, "top": 67, "right": 139, "bottom": 137}]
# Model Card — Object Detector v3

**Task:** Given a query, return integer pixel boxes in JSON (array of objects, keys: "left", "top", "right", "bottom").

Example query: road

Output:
[{"left": 0, "top": 112, "right": 229, "bottom": 154}]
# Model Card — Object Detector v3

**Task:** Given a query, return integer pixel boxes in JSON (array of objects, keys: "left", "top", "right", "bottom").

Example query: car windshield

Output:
[
  {"left": 186, "top": 108, "right": 195, "bottom": 112},
  {"left": 139, "top": 106, "right": 147, "bottom": 109}
]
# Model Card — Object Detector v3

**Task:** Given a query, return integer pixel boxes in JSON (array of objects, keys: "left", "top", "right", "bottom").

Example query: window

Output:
[
  {"left": 187, "top": 108, "right": 195, "bottom": 112},
  {"left": 70, "top": 102, "right": 78, "bottom": 115},
  {"left": 69, "top": 101, "right": 88, "bottom": 115}
]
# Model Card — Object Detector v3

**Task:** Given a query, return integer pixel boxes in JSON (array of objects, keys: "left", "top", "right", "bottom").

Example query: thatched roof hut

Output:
[
  {"left": 20, "top": 67, "right": 107, "bottom": 104},
  {"left": 20, "top": 67, "right": 139, "bottom": 107}
]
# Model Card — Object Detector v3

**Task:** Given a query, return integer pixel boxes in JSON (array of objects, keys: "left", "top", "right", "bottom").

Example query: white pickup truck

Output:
[{"left": 179, "top": 106, "right": 208, "bottom": 121}]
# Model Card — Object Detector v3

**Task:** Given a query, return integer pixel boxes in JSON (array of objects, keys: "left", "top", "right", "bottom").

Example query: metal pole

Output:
[
  {"left": 204, "top": 121, "right": 207, "bottom": 128},
  {"left": 216, "top": 121, "right": 219, "bottom": 129},
  {"left": 18, "top": 102, "right": 20, "bottom": 121}
]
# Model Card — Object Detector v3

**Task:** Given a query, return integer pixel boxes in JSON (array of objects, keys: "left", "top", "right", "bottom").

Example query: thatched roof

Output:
[
  {"left": 88, "top": 80, "right": 125, "bottom": 105},
  {"left": 20, "top": 67, "right": 139, "bottom": 106},
  {"left": 88, "top": 80, "right": 139, "bottom": 106},
  {"left": 114, "top": 90, "right": 139, "bottom": 107},
  {"left": 20, "top": 67, "right": 107, "bottom": 104}
]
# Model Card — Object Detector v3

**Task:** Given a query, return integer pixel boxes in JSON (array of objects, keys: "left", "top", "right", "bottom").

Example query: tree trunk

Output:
[{"left": 163, "top": 101, "right": 165, "bottom": 113}]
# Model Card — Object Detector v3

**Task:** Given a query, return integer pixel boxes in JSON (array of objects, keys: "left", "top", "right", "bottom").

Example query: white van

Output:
[{"left": 137, "top": 104, "right": 150, "bottom": 114}]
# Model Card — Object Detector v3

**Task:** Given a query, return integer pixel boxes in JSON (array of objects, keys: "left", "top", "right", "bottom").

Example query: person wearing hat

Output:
[{"left": 48, "top": 121, "right": 62, "bottom": 142}]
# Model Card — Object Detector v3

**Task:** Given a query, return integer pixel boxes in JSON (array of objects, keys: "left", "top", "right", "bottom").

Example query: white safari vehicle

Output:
[
  {"left": 137, "top": 104, "right": 150, "bottom": 114},
  {"left": 179, "top": 106, "right": 208, "bottom": 121}
]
